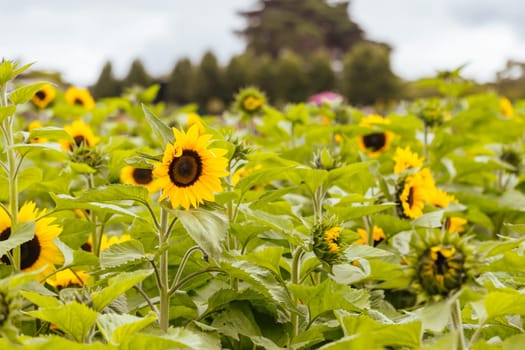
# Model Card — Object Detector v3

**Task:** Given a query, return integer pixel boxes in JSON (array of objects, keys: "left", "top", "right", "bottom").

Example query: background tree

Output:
[
  {"left": 275, "top": 50, "right": 310, "bottom": 103},
  {"left": 166, "top": 58, "right": 195, "bottom": 105},
  {"left": 253, "top": 54, "right": 280, "bottom": 103},
  {"left": 236, "top": 0, "right": 364, "bottom": 59},
  {"left": 495, "top": 60, "right": 525, "bottom": 99},
  {"left": 224, "top": 51, "right": 258, "bottom": 102},
  {"left": 341, "top": 42, "right": 401, "bottom": 105},
  {"left": 306, "top": 49, "right": 337, "bottom": 94},
  {"left": 91, "top": 61, "right": 121, "bottom": 98},
  {"left": 122, "top": 59, "right": 152, "bottom": 89},
  {"left": 193, "top": 51, "right": 225, "bottom": 112}
]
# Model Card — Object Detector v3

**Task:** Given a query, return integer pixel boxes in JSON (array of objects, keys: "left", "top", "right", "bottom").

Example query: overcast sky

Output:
[{"left": 1, "top": 0, "right": 524, "bottom": 86}]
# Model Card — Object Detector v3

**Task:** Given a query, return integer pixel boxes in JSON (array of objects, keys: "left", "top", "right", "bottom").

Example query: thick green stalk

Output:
[
  {"left": 0, "top": 83, "right": 20, "bottom": 271},
  {"left": 158, "top": 207, "right": 170, "bottom": 332},
  {"left": 86, "top": 174, "right": 101, "bottom": 257},
  {"left": 451, "top": 299, "right": 466, "bottom": 350},
  {"left": 290, "top": 246, "right": 304, "bottom": 341}
]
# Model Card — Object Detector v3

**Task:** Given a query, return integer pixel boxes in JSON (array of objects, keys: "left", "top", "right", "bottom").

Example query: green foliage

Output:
[
  {"left": 122, "top": 59, "right": 152, "bottom": 89},
  {"left": 92, "top": 61, "right": 122, "bottom": 98},
  {"left": 166, "top": 58, "right": 195, "bottom": 105}
]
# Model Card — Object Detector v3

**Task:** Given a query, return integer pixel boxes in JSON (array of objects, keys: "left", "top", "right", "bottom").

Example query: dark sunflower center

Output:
[
  {"left": 74, "top": 135, "right": 87, "bottom": 147},
  {"left": 435, "top": 251, "right": 448, "bottom": 275},
  {"left": 74, "top": 98, "right": 84, "bottom": 106},
  {"left": 407, "top": 186, "right": 415, "bottom": 207},
  {"left": 35, "top": 90, "right": 47, "bottom": 100},
  {"left": 81, "top": 242, "right": 92, "bottom": 252},
  {"left": 168, "top": 150, "right": 203, "bottom": 187},
  {"left": 363, "top": 133, "right": 386, "bottom": 151},
  {"left": 0, "top": 227, "right": 41, "bottom": 269},
  {"left": 132, "top": 168, "right": 153, "bottom": 184}
]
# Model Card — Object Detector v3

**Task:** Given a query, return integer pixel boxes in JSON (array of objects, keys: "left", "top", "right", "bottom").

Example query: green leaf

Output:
[
  {"left": 163, "top": 327, "right": 221, "bottom": 350},
  {"left": 415, "top": 298, "right": 454, "bottom": 332},
  {"left": 97, "top": 312, "right": 157, "bottom": 344},
  {"left": 70, "top": 161, "right": 97, "bottom": 174},
  {"left": 20, "top": 290, "right": 60, "bottom": 308},
  {"left": 210, "top": 301, "right": 261, "bottom": 341},
  {"left": 289, "top": 279, "right": 369, "bottom": 322},
  {"left": 74, "top": 184, "right": 151, "bottom": 205},
  {"left": 242, "top": 246, "right": 284, "bottom": 278},
  {"left": 236, "top": 166, "right": 296, "bottom": 194},
  {"left": 9, "top": 82, "right": 48, "bottom": 105},
  {"left": 27, "top": 126, "right": 73, "bottom": 141},
  {"left": 0, "top": 221, "right": 35, "bottom": 258},
  {"left": 325, "top": 161, "right": 376, "bottom": 189},
  {"left": 27, "top": 301, "right": 98, "bottom": 342},
  {"left": 343, "top": 244, "right": 393, "bottom": 260},
  {"left": 142, "top": 104, "right": 174, "bottom": 145},
  {"left": 339, "top": 314, "right": 422, "bottom": 348},
  {"left": 12, "top": 143, "right": 68, "bottom": 158},
  {"left": 329, "top": 203, "right": 397, "bottom": 221},
  {"left": 485, "top": 291, "right": 525, "bottom": 321},
  {"left": 176, "top": 208, "right": 228, "bottom": 260},
  {"left": 203, "top": 288, "right": 277, "bottom": 317},
  {"left": 92, "top": 269, "right": 152, "bottom": 311},
  {"left": 413, "top": 210, "right": 444, "bottom": 228},
  {"left": 0, "top": 105, "right": 16, "bottom": 123},
  {"left": 18, "top": 167, "right": 43, "bottom": 192},
  {"left": 51, "top": 193, "right": 143, "bottom": 220},
  {"left": 100, "top": 240, "right": 147, "bottom": 268}
]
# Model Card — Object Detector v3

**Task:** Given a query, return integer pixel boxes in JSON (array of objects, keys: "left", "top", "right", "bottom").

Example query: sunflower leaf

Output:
[
  {"left": 92, "top": 269, "right": 152, "bottom": 311},
  {"left": 96, "top": 312, "right": 157, "bottom": 344},
  {"left": 176, "top": 208, "right": 228, "bottom": 260},
  {"left": 27, "top": 126, "right": 73, "bottom": 142},
  {"left": 0, "top": 221, "right": 35, "bottom": 258},
  {"left": 26, "top": 301, "right": 98, "bottom": 342},
  {"left": 74, "top": 184, "right": 151, "bottom": 205},
  {"left": 9, "top": 82, "right": 49, "bottom": 105},
  {"left": 99, "top": 240, "right": 147, "bottom": 268},
  {"left": 0, "top": 105, "right": 16, "bottom": 123},
  {"left": 142, "top": 104, "right": 174, "bottom": 145}
]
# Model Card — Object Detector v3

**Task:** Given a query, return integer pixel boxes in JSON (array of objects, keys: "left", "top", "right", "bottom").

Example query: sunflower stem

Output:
[
  {"left": 423, "top": 123, "right": 429, "bottom": 163},
  {"left": 158, "top": 207, "right": 170, "bottom": 332},
  {"left": 0, "top": 81, "right": 20, "bottom": 272},
  {"left": 86, "top": 173, "right": 102, "bottom": 257},
  {"left": 290, "top": 246, "right": 304, "bottom": 343},
  {"left": 170, "top": 245, "right": 206, "bottom": 292},
  {"left": 313, "top": 185, "right": 325, "bottom": 225},
  {"left": 451, "top": 299, "right": 467, "bottom": 350},
  {"left": 364, "top": 215, "right": 374, "bottom": 246}
]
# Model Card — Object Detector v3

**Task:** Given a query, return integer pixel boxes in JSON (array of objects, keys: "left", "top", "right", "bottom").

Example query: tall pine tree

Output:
[
  {"left": 166, "top": 58, "right": 195, "bottom": 105},
  {"left": 92, "top": 61, "right": 121, "bottom": 98},
  {"left": 122, "top": 59, "right": 152, "bottom": 89}
]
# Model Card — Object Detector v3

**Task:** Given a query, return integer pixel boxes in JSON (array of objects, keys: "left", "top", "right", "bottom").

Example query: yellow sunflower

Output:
[
  {"left": 445, "top": 217, "right": 467, "bottom": 234},
  {"left": 355, "top": 226, "right": 386, "bottom": 246},
  {"left": 500, "top": 97, "right": 514, "bottom": 118},
  {"left": 65, "top": 87, "right": 95, "bottom": 110},
  {"left": 186, "top": 112, "right": 205, "bottom": 134},
  {"left": 233, "top": 87, "right": 267, "bottom": 115},
  {"left": 393, "top": 147, "right": 425, "bottom": 174},
  {"left": 60, "top": 119, "right": 100, "bottom": 151},
  {"left": 47, "top": 269, "right": 89, "bottom": 290},
  {"left": 358, "top": 115, "right": 394, "bottom": 157},
  {"left": 27, "top": 120, "right": 48, "bottom": 144},
  {"left": 428, "top": 188, "right": 456, "bottom": 208},
  {"left": 399, "top": 169, "right": 434, "bottom": 219},
  {"left": 120, "top": 166, "right": 161, "bottom": 193},
  {"left": 31, "top": 84, "right": 56, "bottom": 109},
  {"left": 153, "top": 124, "right": 229, "bottom": 210},
  {"left": 81, "top": 234, "right": 131, "bottom": 253},
  {"left": 0, "top": 202, "right": 63, "bottom": 277}
]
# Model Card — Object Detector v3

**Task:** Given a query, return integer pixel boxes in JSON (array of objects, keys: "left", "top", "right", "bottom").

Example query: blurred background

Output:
[{"left": 2, "top": 0, "right": 525, "bottom": 110}]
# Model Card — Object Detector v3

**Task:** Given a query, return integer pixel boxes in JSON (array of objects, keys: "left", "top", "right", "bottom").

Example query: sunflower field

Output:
[{"left": 1, "top": 60, "right": 525, "bottom": 349}]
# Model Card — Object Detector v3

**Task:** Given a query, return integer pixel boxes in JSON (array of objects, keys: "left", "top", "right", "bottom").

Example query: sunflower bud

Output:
[
  {"left": 312, "top": 219, "right": 345, "bottom": 265},
  {"left": 312, "top": 148, "right": 342, "bottom": 171},
  {"left": 70, "top": 144, "right": 106, "bottom": 171},
  {"left": 232, "top": 87, "right": 267, "bottom": 117}
]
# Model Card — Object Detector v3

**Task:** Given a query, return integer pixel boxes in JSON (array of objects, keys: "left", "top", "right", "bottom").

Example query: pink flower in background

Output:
[{"left": 308, "top": 91, "right": 343, "bottom": 106}]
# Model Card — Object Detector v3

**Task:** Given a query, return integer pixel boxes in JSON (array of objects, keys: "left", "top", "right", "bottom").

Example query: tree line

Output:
[{"left": 91, "top": 42, "right": 401, "bottom": 112}]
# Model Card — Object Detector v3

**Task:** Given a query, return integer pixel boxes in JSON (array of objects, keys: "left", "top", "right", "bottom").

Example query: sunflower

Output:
[
  {"left": 120, "top": 166, "right": 161, "bottom": 193},
  {"left": 0, "top": 202, "right": 63, "bottom": 277},
  {"left": 233, "top": 87, "right": 266, "bottom": 115},
  {"left": 153, "top": 124, "right": 229, "bottom": 210},
  {"left": 393, "top": 147, "right": 425, "bottom": 174},
  {"left": 81, "top": 234, "right": 131, "bottom": 253},
  {"left": 27, "top": 120, "right": 48, "bottom": 144},
  {"left": 231, "top": 164, "right": 262, "bottom": 186},
  {"left": 445, "top": 217, "right": 467, "bottom": 234},
  {"left": 409, "top": 231, "right": 474, "bottom": 299},
  {"left": 186, "top": 112, "right": 205, "bottom": 134},
  {"left": 65, "top": 87, "right": 95, "bottom": 110},
  {"left": 60, "top": 119, "right": 100, "bottom": 151},
  {"left": 47, "top": 269, "right": 89, "bottom": 290},
  {"left": 500, "top": 97, "right": 514, "bottom": 118},
  {"left": 428, "top": 188, "right": 456, "bottom": 208},
  {"left": 358, "top": 115, "right": 394, "bottom": 157},
  {"left": 31, "top": 84, "right": 56, "bottom": 109},
  {"left": 312, "top": 218, "right": 346, "bottom": 265},
  {"left": 398, "top": 169, "right": 434, "bottom": 219},
  {"left": 355, "top": 226, "right": 386, "bottom": 246}
]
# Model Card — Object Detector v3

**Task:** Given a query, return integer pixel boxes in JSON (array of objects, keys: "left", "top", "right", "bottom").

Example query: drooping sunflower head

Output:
[
  {"left": 60, "top": 119, "right": 100, "bottom": 151},
  {"left": 397, "top": 168, "right": 436, "bottom": 219},
  {"left": 500, "top": 97, "right": 514, "bottom": 118},
  {"left": 393, "top": 147, "right": 425, "bottom": 174},
  {"left": 312, "top": 218, "right": 346, "bottom": 265},
  {"left": 408, "top": 231, "right": 475, "bottom": 299},
  {"left": 0, "top": 202, "right": 63, "bottom": 278},
  {"left": 355, "top": 225, "right": 386, "bottom": 246},
  {"left": 153, "top": 124, "right": 230, "bottom": 210},
  {"left": 120, "top": 166, "right": 161, "bottom": 193},
  {"left": 47, "top": 269, "right": 89, "bottom": 290},
  {"left": 31, "top": 84, "right": 56, "bottom": 109},
  {"left": 65, "top": 87, "right": 95, "bottom": 110},
  {"left": 233, "top": 87, "right": 267, "bottom": 116}
]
